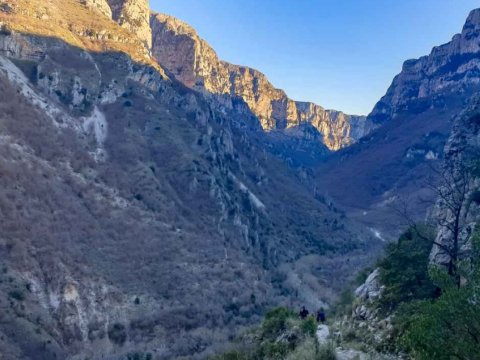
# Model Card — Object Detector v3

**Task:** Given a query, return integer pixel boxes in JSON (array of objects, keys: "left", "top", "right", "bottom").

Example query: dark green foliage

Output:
[
  {"left": 8, "top": 290, "right": 25, "bottom": 301},
  {"left": 317, "top": 342, "right": 337, "bottom": 360},
  {"left": 377, "top": 225, "right": 437, "bottom": 311},
  {"left": 300, "top": 316, "right": 317, "bottom": 337},
  {"left": 261, "top": 307, "right": 295, "bottom": 338},
  {"left": 332, "top": 288, "right": 354, "bottom": 317},
  {"left": 211, "top": 307, "right": 327, "bottom": 359},
  {"left": 108, "top": 323, "right": 127, "bottom": 345},
  {"left": 211, "top": 351, "right": 250, "bottom": 360},
  {"left": 470, "top": 189, "right": 480, "bottom": 205},
  {"left": 258, "top": 341, "right": 289, "bottom": 358},
  {"left": 401, "top": 232, "right": 480, "bottom": 360},
  {"left": 125, "top": 353, "right": 152, "bottom": 360},
  {"left": 354, "top": 266, "right": 374, "bottom": 286}
]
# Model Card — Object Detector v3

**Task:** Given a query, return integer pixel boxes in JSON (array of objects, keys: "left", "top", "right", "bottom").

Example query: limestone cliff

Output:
[
  {"left": 369, "top": 8, "right": 480, "bottom": 124},
  {"left": 430, "top": 94, "right": 480, "bottom": 268},
  {"left": 0, "top": 0, "right": 156, "bottom": 66},
  {"left": 80, "top": 0, "right": 112, "bottom": 18},
  {"left": 315, "top": 8, "right": 480, "bottom": 240},
  {"left": 150, "top": 13, "right": 371, "bottom": 150},
  {"left": 107, "top": 0, "right": 152, "bottom": 49}
]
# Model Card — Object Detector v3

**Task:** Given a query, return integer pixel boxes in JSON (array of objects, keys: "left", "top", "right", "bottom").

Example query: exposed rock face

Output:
[
  {"left": 150, "top": 13, "right": 230, "bottom": 93},
  {"left": 369, "top": 8, "right": 480, "bottom": 124},
  {"left": 430, "top": 94, "right": 480, "bottom": 267},
  {"left": 80, "top": 0, "right": 112, "bottom": 18},
  {"left": 351, "top": 268, "right": 385, "bottom": 327},
  {"left": 316, "top": 8, "right": 480, "bottom": 239},
  {"left": 0, "top": 0, "right": 155, "bottom": 63},
  {"left": 150, "top": 13, "right": 370, "bottom": 150},
  {"left": 107, "top": 0, "right": 152, "bottom": 49},
  {"left": 354, "top": 268, "right": 383, "bottom": 303},
  {"left": 331, "top": 269, "right": 394, "bottom": 354}
]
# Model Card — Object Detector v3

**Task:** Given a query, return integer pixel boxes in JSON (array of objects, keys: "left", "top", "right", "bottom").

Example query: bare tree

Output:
[
  {"left": 428, "top": 158, "right": 476, "bottom": 282},
  {"left": 391, "top": 158, "right": 477, "bottom": 284}
]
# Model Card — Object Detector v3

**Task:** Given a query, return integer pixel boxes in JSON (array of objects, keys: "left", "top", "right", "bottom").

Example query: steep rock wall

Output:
[
  {"left": 150, "top": 13, "right": 370, "bottom": 150},
  {"left": 107, "top": 0, "right": 152, "bottom": 49},
  {"left": 369, "top": 9, "right": 480, "bottom": 124}
]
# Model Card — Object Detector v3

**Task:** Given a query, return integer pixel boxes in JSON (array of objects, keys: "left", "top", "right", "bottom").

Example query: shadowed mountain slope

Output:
[
  {"left": 0, "top": 1, "right": 380, "bottom": 358},
  {"left": 315, "top": 8, "right": 480, "bottom": 239}
]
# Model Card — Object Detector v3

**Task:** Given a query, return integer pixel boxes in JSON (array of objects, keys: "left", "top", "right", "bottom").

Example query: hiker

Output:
[
  {"left": 316, "top": 308, "right": 326, "bottom": 323},
  {"left": 299, "top": 306, "right": 309, "bottom": 319}
]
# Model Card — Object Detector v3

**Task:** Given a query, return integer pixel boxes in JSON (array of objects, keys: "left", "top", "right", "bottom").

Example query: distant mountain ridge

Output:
[
  {"left": 19, "top": 0, "right": 372, "bottom": 151},
  {"left": 316, "top": 7, "right": 480, "bottom": 239},
  {"left": 150, "top": 13, "right": 371, "bottom": 151},
  {"left": 369, "top": 8, "right": 480, "bottom": 124}
]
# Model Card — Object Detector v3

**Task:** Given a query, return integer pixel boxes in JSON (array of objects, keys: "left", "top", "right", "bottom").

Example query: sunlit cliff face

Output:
[{"left": 150, "top": 13, "right": 371, "bottom": 151}]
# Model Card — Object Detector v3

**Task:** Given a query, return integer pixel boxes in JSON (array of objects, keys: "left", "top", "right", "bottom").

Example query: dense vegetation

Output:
[
  {"left": 210, "top": 307, "right": 336, "bottom": 360},
  {"left": 212, "top": 218, "right": 480, "bottom": 360},
  {"left": 400, "top": 232, "right": 480, "bottom": 359},
  {"left": 377, "top": 225, "right": 438, "bottom": 312},
  {"left": 359, "top": 224, "right": 480, "bottom": 359}
]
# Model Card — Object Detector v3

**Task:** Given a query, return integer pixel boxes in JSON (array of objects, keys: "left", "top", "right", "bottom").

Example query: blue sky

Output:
[{"left": 151, "top": 1, "right": 479, "bottom": 115}]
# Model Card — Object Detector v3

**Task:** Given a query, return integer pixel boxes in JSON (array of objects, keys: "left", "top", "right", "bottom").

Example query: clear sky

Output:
[{"left": 151, "top": 1, "right": 479, "bottom": 115}]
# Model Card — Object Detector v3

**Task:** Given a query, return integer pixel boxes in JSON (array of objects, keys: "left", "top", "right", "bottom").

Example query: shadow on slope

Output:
[
  {"left": 315, "top": 92, "right": 476, "bottom": 240},
  {"left": 0, "top": 32, "right": 381, "bottom": 359}
]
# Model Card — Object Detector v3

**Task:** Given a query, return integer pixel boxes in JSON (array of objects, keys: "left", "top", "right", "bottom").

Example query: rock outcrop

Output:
[
  {"left": 0, "top": 0, "right": 155, "bottom": 64},
  {"left": 369, "top": 8, "right": 480, "bottom": 124},
  {"left": 332, "top": 269, "right": 395, "bottom": 355},
  {"left": 430, "top": 94, "right": 480, "bottom": 267},
  {"left": 150, "top": 13, "right": 371, "bottom": 150},
  {"left": 107, "top": 0, "right": 152, "bottom": 49},
  {"left": 80, "top": 0, "right": 113, "bottom": 18},
  {"left": 354, "top": 268, "right": 383, "bottom": 302},
  {"left": 78, "top": 0, "right": 152, "bottom": 50},
  {"left": 315, "top": 8, "right": 480, "bottom": 240}
]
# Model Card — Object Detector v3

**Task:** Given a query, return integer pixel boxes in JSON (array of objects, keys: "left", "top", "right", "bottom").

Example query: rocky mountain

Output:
[
  {"left": 0, "top": 1, "right": 380, "bottom": 359},
  {"left": 150, "top": 13, "right": 371, "bottom": 151},
  {"left": 108, "top": 0, "right": 151, "bottom": 49},
  {"left": 369, "top": 9, "right": 480, "bottom": 125},
  {"left": 81, "top": 0, "right": 152, "bottom": 49},
  {"left": 333, "top": 96, "right": 480, "bottom": 358},
  {"left": 315, "top": 8, "right": 480, "bottom": 239},
  {"left": 430, "top": 94, "right": 480, "bottom": 269}
]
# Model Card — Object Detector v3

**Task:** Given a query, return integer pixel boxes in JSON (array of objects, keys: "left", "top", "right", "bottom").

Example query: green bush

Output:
[
  {"left": 377, "top": 225, "right": 437, "bottom": 311},
  {"left": 285, "top": 338, "right": 318, "bottom": 360},
  {"left": 108, "top": 323, "right": 127, "bottom": 345},
  {"left": 258, "top": 341, "right": 290, "bottom": 358},
  {"left": 316, "top": 342, "right": 337, "bottom": 360},
  {"left": 125, "top": 353, "right": 153, "bottom": 360},
  {"left": 8, "top": 290, "right": 25, "bottom": 301},
  {"left": 261, "top": 307, "right": 295, "bottom": 339},
  {"left": 300, "top": 316, "right": 317, "bottom": 337},
  {"left": 401, "top": 232, "right": 480, "bottom": 359},
  {"left": 212, "top": 307, "right": 328, "bottom": 359},
  {"left": 332, "top": 288, "right": 355, "bottom": 316},
  {"left": 210, "top": 351, "right": 250, "bottom": 360}
]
